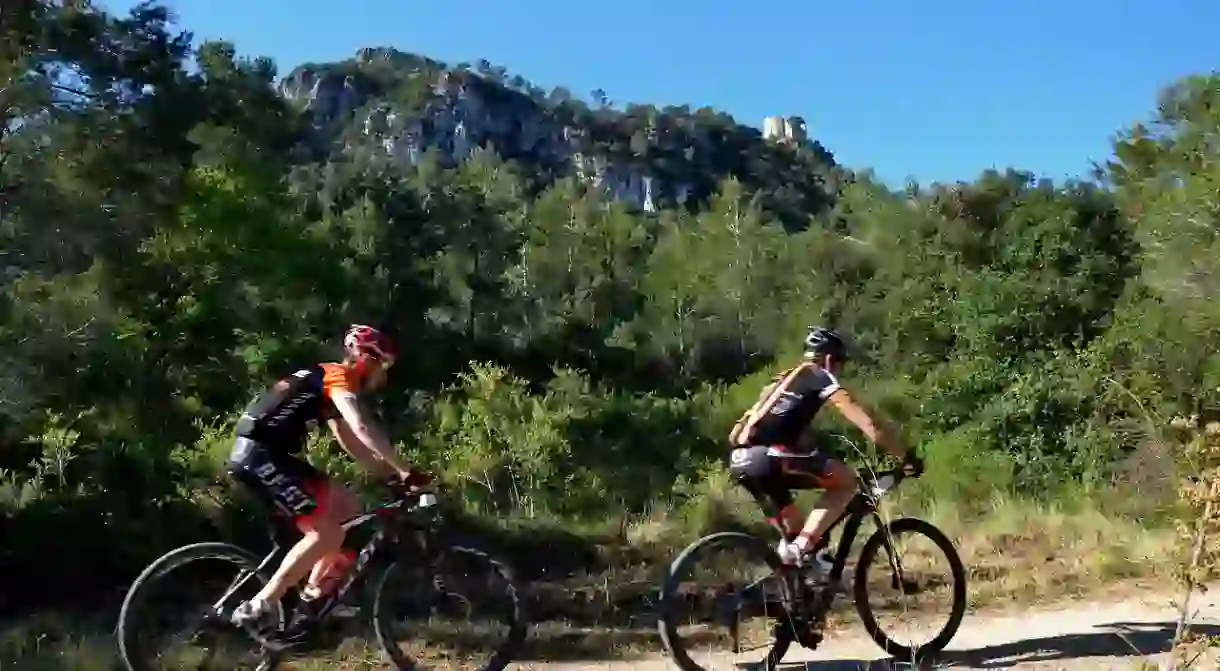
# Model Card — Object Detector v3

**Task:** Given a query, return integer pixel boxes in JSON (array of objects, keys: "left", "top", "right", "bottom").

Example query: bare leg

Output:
[
  {"left": 302, "top": 556, "right": 338, "bottom": 599},
  {"left": 794, "top": 460, "right": 858, "bottom": 554},
  {"left": 777, "top": 503, "right": 805, "bottom": 541},
  {"left": 253, "top": 482, "right": 354, "bottom": 605},
  {"left": 300, "top": 486, "right": 359, "bottom": 598},
  {"left": 254, "top": 528, "right": 342, "bottom": 604}
]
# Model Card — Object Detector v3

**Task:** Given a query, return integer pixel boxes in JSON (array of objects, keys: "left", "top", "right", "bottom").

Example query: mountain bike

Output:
[
  {"left": 116, "top": 482, "right": 526, "bottom": 671},
  {"left": 658, "top": 465, "right": 967, "bottom": 670}
]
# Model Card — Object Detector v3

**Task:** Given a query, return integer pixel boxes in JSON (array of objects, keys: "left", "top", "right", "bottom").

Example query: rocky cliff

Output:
[{"left": 278, "top": 48, "right": 842, "bottom": 224}]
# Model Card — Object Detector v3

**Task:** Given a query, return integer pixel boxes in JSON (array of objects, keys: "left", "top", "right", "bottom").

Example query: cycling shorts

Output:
[
  {"left": 727, "top": 444, "right": 844, "bottom": 519},
  {"left": 227, "top": 437, "right": 333, "bottom": 532}
]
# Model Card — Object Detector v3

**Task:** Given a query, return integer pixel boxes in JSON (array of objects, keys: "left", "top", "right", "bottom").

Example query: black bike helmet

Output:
[{"left": 803, "top": 326, "right": 848, "bottom": 360}]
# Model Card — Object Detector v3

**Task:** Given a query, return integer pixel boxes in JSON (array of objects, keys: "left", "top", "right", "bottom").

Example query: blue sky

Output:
[{"left": 102, "top": 0, "right": 1219, "bottom": 186}]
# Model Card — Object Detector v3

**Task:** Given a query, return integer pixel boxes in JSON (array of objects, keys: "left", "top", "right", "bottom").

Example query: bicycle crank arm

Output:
[{"left": 238, "top": 620, "right": 302, "bottom": 656}]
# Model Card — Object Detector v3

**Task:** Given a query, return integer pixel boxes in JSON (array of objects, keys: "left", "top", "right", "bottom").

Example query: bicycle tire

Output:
[
  {"left": 371, "top": 540, "right": 525, "bottom": 671},
  {"left": 658, "top": 531, "right": 793, "bottom": 671},
  {"left": 852, "top": 517, "right": 968, "bottom": 662},
  {"left": 116, "top": 541, "right": 280, "bottom": 671}
]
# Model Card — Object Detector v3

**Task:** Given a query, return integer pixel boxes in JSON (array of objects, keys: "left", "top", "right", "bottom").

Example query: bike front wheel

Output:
[
  {"left": 116, "top": 542, "right": 280, "bottom": 671},
  {"left": 371, "top": 540, "right": 525, "bottom": 671},
  {"left": 852, "top": 516, "right": 968, "bottom": 663}
]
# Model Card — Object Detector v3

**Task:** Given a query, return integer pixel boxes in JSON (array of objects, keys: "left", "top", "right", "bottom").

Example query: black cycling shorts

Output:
[
  {"left": 227, "top": 437, "right": 332, "bottom": 529},
  {"left": 727, "top": 444, "right": 840, "bottom": 519}
]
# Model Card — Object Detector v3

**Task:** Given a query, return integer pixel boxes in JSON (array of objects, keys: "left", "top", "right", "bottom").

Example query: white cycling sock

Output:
[{"left": 235, "top": 596, "right": 271, "bottom": 620}]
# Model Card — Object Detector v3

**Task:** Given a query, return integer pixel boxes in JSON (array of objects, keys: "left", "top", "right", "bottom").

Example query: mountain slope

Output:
[{"left": 278, "top": 47, "right": 845, "bottom": 227}]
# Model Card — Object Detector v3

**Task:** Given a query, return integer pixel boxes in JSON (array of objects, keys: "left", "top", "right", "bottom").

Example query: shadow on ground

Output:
[
  {"left": 515, "top": 626, "right": 662, "bottom": 662},
  {"left": 768, "top": 620, "right": 1220, "bottom": 670}
]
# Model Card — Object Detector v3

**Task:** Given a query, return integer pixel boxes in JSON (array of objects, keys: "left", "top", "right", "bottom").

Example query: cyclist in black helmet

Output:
[{"left": 728, "top": 326, "right": 923, "bottom": 581}]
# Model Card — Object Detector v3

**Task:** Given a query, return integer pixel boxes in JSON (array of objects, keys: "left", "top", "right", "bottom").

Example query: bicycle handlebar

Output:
[
  {"left": 863, "top": 465, "right": 914, "bottom": 498},
  {"left": 385, "top": 479, "right": 440, "bottom": 510}
]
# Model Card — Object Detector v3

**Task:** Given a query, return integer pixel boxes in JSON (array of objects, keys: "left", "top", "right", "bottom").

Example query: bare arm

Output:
[
  {"left": 825, "top": 388, "right": 908, "bottom": 460},
  {"left": 327, "top": 416, "right": 395, "bottom": 477},
  {"left": 329, "top": 392, "right": 412, "bottom": 475}
]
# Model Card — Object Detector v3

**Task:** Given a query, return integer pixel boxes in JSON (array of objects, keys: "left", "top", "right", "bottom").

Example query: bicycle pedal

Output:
[{"left": 241, "top": 623, "right": 291, "bottom": 653}]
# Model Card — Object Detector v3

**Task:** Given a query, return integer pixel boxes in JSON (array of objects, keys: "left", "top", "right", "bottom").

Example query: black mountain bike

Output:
[
  {"left": 116, "top": 484, "right": 526, "bottom": 671},
  {"left": 658, "top": 466, "right": 967, "bottom": 670}
]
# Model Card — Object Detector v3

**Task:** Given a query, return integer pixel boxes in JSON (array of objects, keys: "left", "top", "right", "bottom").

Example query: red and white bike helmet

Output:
[{"left": 343, "top": 324, "right": 398, "bottom": 366}]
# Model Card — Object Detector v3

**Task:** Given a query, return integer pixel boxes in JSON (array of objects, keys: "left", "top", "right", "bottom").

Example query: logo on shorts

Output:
[{"left": 252, "top": 462, "right": 315, "bottom": 513}]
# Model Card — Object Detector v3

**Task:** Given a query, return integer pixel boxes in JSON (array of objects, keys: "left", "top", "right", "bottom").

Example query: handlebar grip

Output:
[{"left": 387, "top": 478, "right": 438, "bottom": 497}]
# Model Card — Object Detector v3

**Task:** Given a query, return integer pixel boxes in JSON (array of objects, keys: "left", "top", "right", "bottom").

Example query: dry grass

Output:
[{"left": 922, "top": 492, "right": 1179, "bottom": 609}]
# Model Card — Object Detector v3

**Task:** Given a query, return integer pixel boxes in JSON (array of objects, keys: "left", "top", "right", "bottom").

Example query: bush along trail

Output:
[{"left": 3, "top": 1, "right": 1220, "bottom": 669}]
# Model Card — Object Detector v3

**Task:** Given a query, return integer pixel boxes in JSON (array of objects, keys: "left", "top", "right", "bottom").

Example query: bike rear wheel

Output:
[
  {"left": 372, "top": 540, "right": 525, "bottom": 671},
  {"left": 852, "top": 517, "right": 968, "bottom": 662},
  {"left": 658, "top": 531, "right": 796, "bottom": 671},
  {"left": 117, "top": 542, "right": 280, "bottom": 671}
]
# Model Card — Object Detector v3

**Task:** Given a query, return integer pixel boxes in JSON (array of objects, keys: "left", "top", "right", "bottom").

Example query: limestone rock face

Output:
[
  {"left": 282, "top": 60, "right": 684, "bottom": 211},
  {"left": 278, "top": 49, "right": 837, "bottom": 217}
]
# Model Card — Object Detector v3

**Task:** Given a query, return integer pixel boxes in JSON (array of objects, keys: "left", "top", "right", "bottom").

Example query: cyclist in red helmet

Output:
[{"left": 227, "top": 324, "right": 431, "bottom": 637}]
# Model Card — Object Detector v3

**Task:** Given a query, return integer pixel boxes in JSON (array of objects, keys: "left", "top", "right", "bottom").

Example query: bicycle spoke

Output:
[
  {"left": 660, "top": 532, "right": 795, "bottom": 671},
  {"left": 853, "top": 517, "right": 968, "bottom": 662},
  {"left": 870, "top": 534, "right": 948, "bottom": 638},
  {"left": 159, "top": 609, "right": 221, "bottom": 664},
  {"left": 374, "top": 543, "right": 523, "bottom": 671},
  {"left": 118, "top": 543, "right": 278, "bottom": 671}
]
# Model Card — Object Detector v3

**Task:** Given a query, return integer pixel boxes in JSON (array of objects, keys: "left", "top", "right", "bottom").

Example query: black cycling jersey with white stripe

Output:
[{"left": 747, "top": 364, "right": 842, "bottom": 447}]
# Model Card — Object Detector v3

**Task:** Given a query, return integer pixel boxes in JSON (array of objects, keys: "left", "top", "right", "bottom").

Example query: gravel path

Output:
[{"left": 513, "top": 587, "right": 1220, "bottom": 670}]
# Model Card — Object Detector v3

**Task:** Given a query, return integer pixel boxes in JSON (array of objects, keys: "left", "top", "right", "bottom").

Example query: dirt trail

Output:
[{"left": 516, "top": 587, "right": 1220, "bottom": 670}]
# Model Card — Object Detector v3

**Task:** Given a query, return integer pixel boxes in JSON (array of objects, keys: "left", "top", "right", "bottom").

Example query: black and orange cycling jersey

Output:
[{"left": 235, "top": 363, "right": 360, "bottom": 453}]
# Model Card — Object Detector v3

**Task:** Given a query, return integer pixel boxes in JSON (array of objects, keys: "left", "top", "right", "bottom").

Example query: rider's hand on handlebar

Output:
[
  {"left": 391, "top": 467, "right": 435, "bottom": 493},
  {"left": 901, "top": 451, "right": 924, "bottom": 478}
]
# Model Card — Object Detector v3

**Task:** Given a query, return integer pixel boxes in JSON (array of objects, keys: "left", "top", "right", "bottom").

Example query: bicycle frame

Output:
[
  {"left": 813, "top": 468, "right": 906, "bottom": 589},
  {"left": 209, "top": 491, "right": 439, "bottom": 640},
  {"left": 771, "top": 468, "right": 908, "bottom": 627}
]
